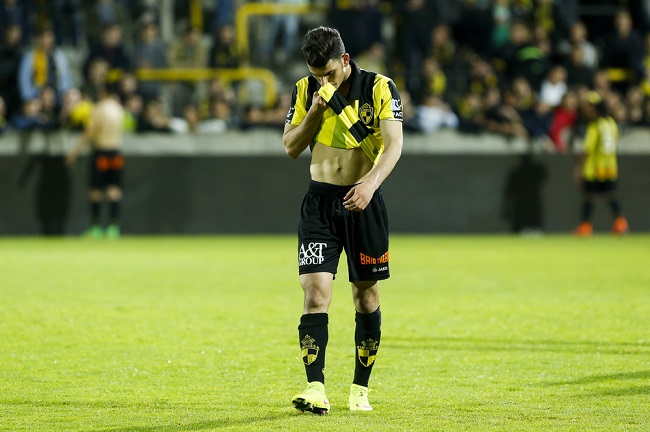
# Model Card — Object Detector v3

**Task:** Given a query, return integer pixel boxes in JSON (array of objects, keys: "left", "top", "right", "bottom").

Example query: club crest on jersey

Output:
[
  {"left": 357, "top": 338, "right": 379, "bottom": 367},
  {"left": 359, "top": 103, "right": 374, "bottom": 125},
  {"left": 301, "top": 335, "right": 320, "bottom": 365}
]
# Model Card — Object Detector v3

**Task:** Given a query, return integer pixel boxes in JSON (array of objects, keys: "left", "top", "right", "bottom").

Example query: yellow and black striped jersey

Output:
[
  {"left": 582, "top": 116, "right": 619, "bottom": 181},
  {"left": 285, "top": 61, "right": 402, "bottom": 164}
]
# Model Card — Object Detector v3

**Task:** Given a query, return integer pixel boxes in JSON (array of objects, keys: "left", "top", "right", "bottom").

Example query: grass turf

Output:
[{"left": 1, "top": 234, "right": 648, "bottom": 431}]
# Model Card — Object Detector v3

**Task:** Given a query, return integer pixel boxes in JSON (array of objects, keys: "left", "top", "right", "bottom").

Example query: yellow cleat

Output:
[
  {"left": 291, "top": 381, "right": 329, "bottom": 415},
  {"left": 348, "top": 384, "right": 372, "bottom": 411}
]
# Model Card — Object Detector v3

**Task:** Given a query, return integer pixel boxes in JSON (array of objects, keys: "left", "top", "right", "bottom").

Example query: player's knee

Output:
[{"left": 106, "top": 186, "right": 122, "bottom": 201}]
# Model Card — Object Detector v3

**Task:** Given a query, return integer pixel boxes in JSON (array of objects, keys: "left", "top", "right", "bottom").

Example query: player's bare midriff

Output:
[
  {"left": 310, "top": 142, "right": 374, "bottom": 186},
  {"left": 93, "top": 101, "right": 124, "bottom": 150}
]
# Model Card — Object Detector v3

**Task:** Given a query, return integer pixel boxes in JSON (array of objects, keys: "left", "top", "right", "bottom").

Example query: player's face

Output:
[{"left": 308, "top": 54, "right": 350, "bottom": 89}]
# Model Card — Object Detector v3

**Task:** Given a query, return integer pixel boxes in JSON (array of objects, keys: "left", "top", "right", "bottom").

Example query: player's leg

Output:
[
  {"left": 105, "top": 185, "right": 123, "bottom": 238},
  {"left": 604, "top": 182, "right": 628, "bottom": 234},
  {"left": 349, "top": 280, "right": 380, "bottom": 411},
  {"left": 292, "top": 272, "right": 333, "bottom": 414},
  {"left": 575, "top": 181, "right": 595, "bottom": 235},
  {"left": 86, "top": 188, "right": 104, "bottom": 237}
]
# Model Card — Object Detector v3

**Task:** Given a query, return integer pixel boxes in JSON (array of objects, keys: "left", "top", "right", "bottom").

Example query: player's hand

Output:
[{"left": 343, "top": 183, "right": 374, "bottom": 212}]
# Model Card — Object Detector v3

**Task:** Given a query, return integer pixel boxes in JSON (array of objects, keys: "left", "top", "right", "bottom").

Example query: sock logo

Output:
[
  {"left": 301, "top": 335, "right": 320, "bottom": 365},
  {"left": 299, "top": 242, "right": 327, "bottom": 266},
  {"left": 357, "top": 338, "right": 379, "bottom": 367}
]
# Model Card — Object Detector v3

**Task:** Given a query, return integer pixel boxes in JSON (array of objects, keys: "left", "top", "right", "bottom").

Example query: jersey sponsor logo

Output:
[
  {"left": 359, "top": 103, "right": 374, "bottom": 125},
  {"left": 391, "top": 98, "right": 403, "bottom": 120},
  {"left": 299, "top": 242, "right": 327, "bottom": 266},
  {"left": 359, "top": 251, "right": 389, "bottom": 265}
]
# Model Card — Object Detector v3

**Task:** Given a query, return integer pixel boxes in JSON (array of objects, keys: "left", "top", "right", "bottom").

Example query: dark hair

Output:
[{"left": 301, "top": 26, "right": 345, "bottom": 68}]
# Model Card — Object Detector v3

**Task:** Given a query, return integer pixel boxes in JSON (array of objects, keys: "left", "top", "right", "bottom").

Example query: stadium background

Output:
[{"left": 1, "top": 0, "right": 649, "bottom": 235}]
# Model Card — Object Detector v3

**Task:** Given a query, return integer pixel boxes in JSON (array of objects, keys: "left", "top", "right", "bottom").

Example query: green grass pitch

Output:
[{"left": 1, "top": 234, "right": 649, "bottom": 431}]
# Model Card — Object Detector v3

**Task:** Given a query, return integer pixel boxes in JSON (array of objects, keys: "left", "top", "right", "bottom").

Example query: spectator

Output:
[
  {"left": 539, "top": 64, "right": 568, "bottom": 108},
  {"left": 624, "top": 85, "right": 646, "bottom": 126},
  {"left": 59, "top": 87, "right": 94, "bottom": 130},
  {"left": 395, "top": 0, "right": 437, "bottom": 96},
  {"left": 641, "top": 31, "right": 650, "bottom": 97},
  {"left": 84, "top": 0, "right": 132, "bottom": 49},
  {"left": 455, "top": 0, "right": 492, "bottom": 55},
  {"left": 169, "top": 24, "right": 207, "bottom": 69},
  {"left": 0, "top": 23, "right": 23, "bottom": 120},
  {"left": 123, "top": 92, "right": 143, "bottom": 132},
  {"left": 557, "top": 21, "right": 599, "bottom": 69},
  {"left": 83, "top": 23, "right": 132, "bottom": 85},
  {"left": 483, "top": 86, "right": 528, "bottom": 140},
  {"left": 355, "top": 42, "right": 389, "bottom": 77},
  {"left": 455, "top": 92, "right": 486, "bottom": 134},
  {"left": 418, "top": 57, "right": 447, "bottom": 105},
  {"left": 258, "top": 0, "right": 306, "bottom": 67},
  {"left": 0, "top": 0, "right": 30, "bottom": 46},
  {"left": 498, "top": 20, "right": 550, "bottom": 90},
  {"left": 51, "top": 0, "right": 84, "bottom": 47},
  {"left": 564, "top": 44, "right": 595, "bottom": 88},
  {"left": 11, "top": 93, "right": 59, "bottom": 131},
  {"left": 327, "top": 0, "right": 382, "bottom": 57},
  {"left": 413, "top": 92, "right": 459, "bottom": 134},
  {"left": 83, "top": 57, "right": 109, "bottom": 102},
  {"left": 132, "top": 18, "right": 167, "bottom": 101},
  {"left": 18, "top": 26, "right": 73, "bottom": 105},
  {"left": 168, "top": 24, "right": 208, "bottom": 116},
  {"left": 490, "top": 0, "right": 514, "bottom": 53},
  {"left": 208, "top": 24, "right": 239, "bottom": 68},
  {"left": 599, "top": 9, "right": 645, "bottom": 88},
  {"left": 430, "top": 24, "right": 457, "bottom": 71},
  {"left": 547, "top": 89, "right": 579, "bottom": 152}
]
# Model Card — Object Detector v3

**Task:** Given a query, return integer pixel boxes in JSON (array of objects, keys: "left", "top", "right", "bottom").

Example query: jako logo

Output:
[{"left": 299, "top": 242, "right": 327, "bottom": 266}]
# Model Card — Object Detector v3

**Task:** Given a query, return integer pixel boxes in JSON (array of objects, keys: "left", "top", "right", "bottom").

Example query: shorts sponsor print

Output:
[{"left": 298, "top": 181, "right": 390, "bottom": 282}]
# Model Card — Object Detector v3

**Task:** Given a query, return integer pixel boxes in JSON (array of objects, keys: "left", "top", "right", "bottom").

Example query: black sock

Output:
[
  {"left": 609, "top": 199, "right": 621, "bottom": 218},
  {"left": 298, "top": 313, "right": 328, "bottom": 384},
  {"left": 109, "top": 200, "right": 121, "bottom": 225},
  {"left": 90, "top": 202, "right": 101, "bottom": 225},
  {"left": 353, "top": 307, "right": 381, "bottom": 387}
]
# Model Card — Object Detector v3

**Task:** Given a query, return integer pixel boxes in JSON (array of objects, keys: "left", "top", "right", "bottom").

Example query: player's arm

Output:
[
  {"left": 66, "top": 110, "right": 97, "bottom": 165},
  {"left": 344, "top": 119, "right": 403, "bottom": 211},
  {"left": 573, "top": 123, "right": 596, "bottom": 182},
  {"left": 283, "top": 79, "right": 328, "bottom": 159}
]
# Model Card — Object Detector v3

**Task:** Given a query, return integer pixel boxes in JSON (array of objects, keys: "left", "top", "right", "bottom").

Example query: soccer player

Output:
[
  {"left": 283, "top": 26, "right": 403, "bottom": 414},
  {"left": 66, "top": 87, "right": 126, "bottom": 238},
  {"left": 573, "top": 91, "right": 629, "bottom": 236}
]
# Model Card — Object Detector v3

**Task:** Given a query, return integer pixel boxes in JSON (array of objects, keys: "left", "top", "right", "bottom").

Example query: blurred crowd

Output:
[{"left": 1, "top": 0, "right": 650, "bottom": 152}]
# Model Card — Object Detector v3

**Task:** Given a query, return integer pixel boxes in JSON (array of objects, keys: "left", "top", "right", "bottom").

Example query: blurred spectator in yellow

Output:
[
  {"left": 59, "top": 88, "right": 94, "bottom": 130},
  {"left": 417, "top": 57, "right": 447, "bottom": 105},
  {"left": 18, "top": 25, "right": 74, "bottom": 105},
  {"left": 641, "top": 32, "right": 650, "bottom": 97},
  {"left": 455, "top": 92, "right": 486, "bottom": 134}
]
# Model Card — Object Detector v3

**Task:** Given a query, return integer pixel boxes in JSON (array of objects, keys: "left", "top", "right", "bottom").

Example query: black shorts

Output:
[
  {"left": 297, "top": 180, "right": 390, "bottom": 282},
  {"left": 90, "top": 150, "right": 124, "bottom": 189},
  {"left": 583, "top": 180, "right": 616, "bottom": 194}
]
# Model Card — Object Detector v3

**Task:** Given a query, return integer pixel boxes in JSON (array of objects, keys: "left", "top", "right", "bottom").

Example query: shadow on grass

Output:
[
  {"left": 383, "top": 336, "right": 650, "bottom": 356},
  {"left": 543, "top": 370, "right": 650, "bottom": 386}
]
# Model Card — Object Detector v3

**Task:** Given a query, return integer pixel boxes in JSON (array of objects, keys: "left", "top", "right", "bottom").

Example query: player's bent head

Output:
[{"left": 302, "top": 26, "right": 345, "bottom": 68}]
